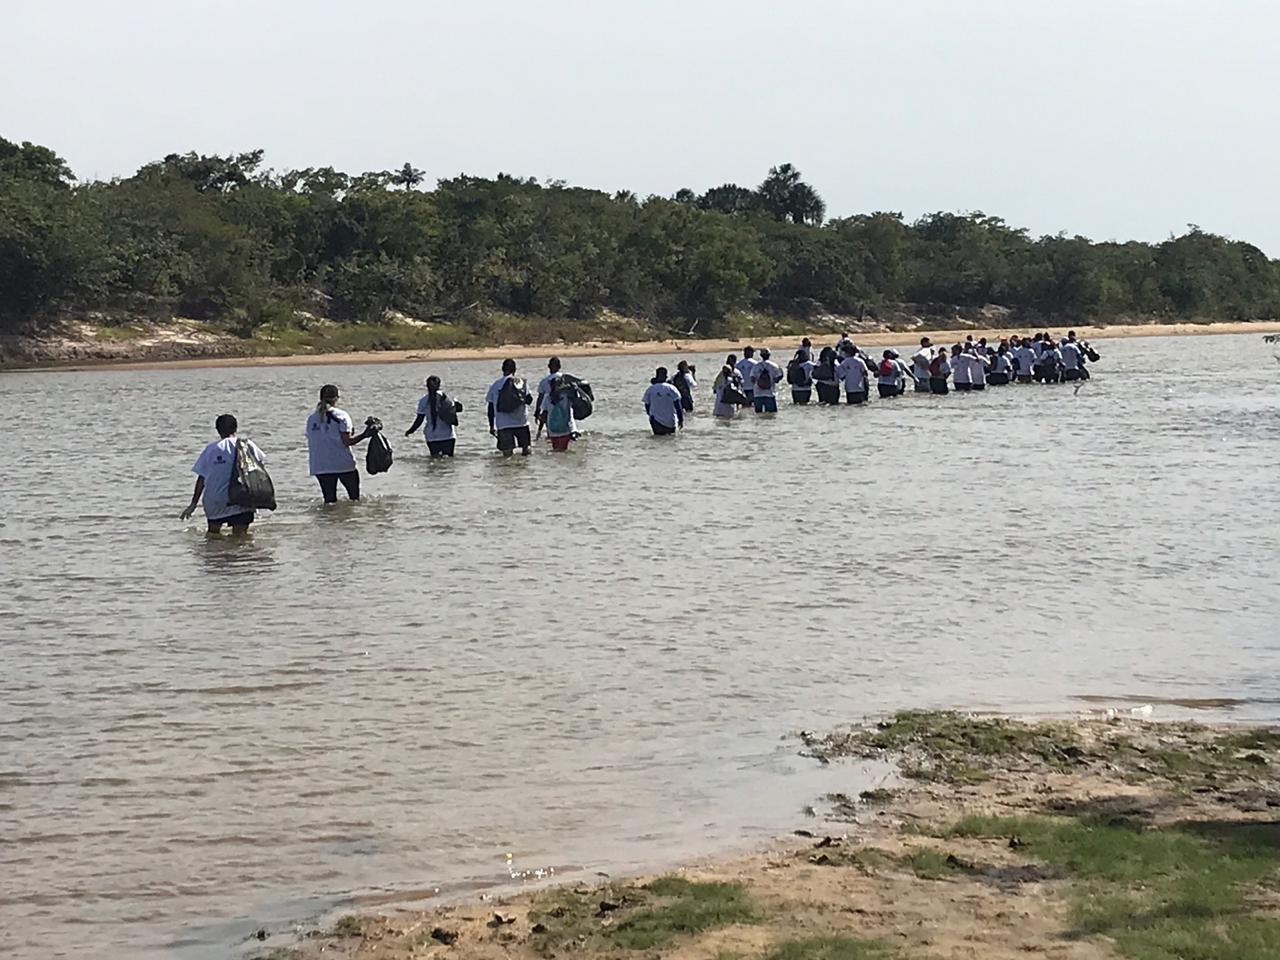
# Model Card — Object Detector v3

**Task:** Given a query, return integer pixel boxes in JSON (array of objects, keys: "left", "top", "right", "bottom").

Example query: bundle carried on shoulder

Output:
[
  {"left": 228, "top": 439, "right": 277, "bottom": 511},
  {"left": 557, "top": 374, "right": 594, "bottom": 421},
  {"left": 365, "top": 416, "right": 393, "bottom": 474},
  {"left": 436, "top": 392, "right": 461, "bottom": 426},
  {"left": 721, "top": 377, "right": 749, "bottom": 407},
  {"left": 496, "top": 377, "right": 531, "bottom": 413}
]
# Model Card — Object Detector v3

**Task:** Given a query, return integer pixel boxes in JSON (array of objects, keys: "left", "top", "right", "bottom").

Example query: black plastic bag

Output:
[
  {"left": 366, "top": 420, "right": 393, "bottom": 474},
  {"left": 227, "top": 439, "right": 277, "bottom": 511}
]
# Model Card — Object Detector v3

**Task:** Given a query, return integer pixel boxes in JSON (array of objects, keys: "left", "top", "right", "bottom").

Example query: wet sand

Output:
[
  {"left": 18, "top": 320, "right": 1280, "bottom": 373},
  {"left": 270, "top": 714, "right": 1280, "bottom": 960}
]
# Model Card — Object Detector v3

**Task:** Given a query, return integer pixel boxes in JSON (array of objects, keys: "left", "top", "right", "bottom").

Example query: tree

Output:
[
  {"left": 392, "top": 162, "right": 425, "bottom": 191},
  {"left": 697, "top": 183, "right": 757, "bottom": 216},
  {"left": 756, "top": 163, "right": 825, "bottom": 225},
  {"left": 0, "top": 138, "right": 75, "bottom": 187}
]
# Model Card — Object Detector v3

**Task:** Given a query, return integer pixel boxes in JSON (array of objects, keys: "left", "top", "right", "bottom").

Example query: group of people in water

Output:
[{"left": 181, "top": 331, "right": 1099, "bottom": 533}]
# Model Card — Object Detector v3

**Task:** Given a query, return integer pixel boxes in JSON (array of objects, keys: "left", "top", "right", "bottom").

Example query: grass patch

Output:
[
  {"left": 611, "top": 877, "right": 757, "bottom": 949},
  {"left": 858, "top": 788, "right": 897, "bottom": 804},
  {"left": 903, "top": 847, "right": 957, "bottom": 880},
  {"left": 329, "top": 915, "right": 363, "bottom": 937},
  {"left": 947, "top": 813, "right": 1280, "bottom": 959},
  {"left": 766, "top": 934, "right": 896, "bottom": 960},
  {"left": 529, "top": 876, "right": 758, "bottom": 953}
]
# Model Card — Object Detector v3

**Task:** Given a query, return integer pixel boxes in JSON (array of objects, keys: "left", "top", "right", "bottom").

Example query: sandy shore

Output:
[
  {"left": 260, "top": 712, "right": 1280, "bottom": 960},
  {"left": 15, "top": 320, "right": 1280, "bottom": 374}
]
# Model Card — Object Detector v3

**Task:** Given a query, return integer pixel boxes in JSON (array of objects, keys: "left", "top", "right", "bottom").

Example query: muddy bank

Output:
[
  {"left": 6, "top": 317, "right": 1280, "bottom": 373},
  {"left": 256, "top": 712, "right": 1280, "bottom": 960}
]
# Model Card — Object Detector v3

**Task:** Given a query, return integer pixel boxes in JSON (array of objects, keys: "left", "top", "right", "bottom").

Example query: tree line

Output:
[{"left": 2, "top": 137, "right": 1277, "bottom": 336}]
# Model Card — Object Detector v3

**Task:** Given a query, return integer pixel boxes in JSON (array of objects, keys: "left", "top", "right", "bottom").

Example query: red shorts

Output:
[{"left": 549, "top": 435, "right": 572, "bottom": 451}]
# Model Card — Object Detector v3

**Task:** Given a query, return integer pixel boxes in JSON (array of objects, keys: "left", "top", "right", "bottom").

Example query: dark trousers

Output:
[
  {"left": 877, "top": 383, "right": 898, "bottom": 399},
  {"left": 791, "top": 388, "right": 812, "bottom": 405},
  {"left": 317, "top": 470, "right": 360, "bottom": 503},
  {"left": 815, "top": 382, "right": 841, "bottom": 405},
  {"left": 427, "top": 439, "right": 456, "bottom": 457},
  {"left": 845, "top": 389, "right": 868, "bottom": 404},
  {"left": 650, "top": 417, "right": 677, "bottom": 435},
  {"left": 929, "top": 377, "right": 949, "bottom": 394}
]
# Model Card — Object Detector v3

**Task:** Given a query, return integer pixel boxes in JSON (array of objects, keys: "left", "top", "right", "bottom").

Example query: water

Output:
[{"left": 2, "top": 332, "right": 1278, "bottom": 959}]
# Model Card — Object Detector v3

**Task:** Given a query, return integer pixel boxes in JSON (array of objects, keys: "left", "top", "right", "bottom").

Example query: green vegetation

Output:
[
  {"left": 947, "top": 813, "right": 1280, "bottom": 960},
  {"left": 765, "top": 935, "right": 896, "bottom": 960},
  {"left": 903, "top": 847, "right": 957, "bottom": 880},
  {"left": 529, "top": 875, "right": 758, "bottom": 953},
  {"left": 3, "top": 137, "right": 1278, "bottom": 340}
]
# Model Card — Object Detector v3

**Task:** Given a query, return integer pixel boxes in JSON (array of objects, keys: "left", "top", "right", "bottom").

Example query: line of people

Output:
[{"left": 181, "top": 335, "right": 1100, "bottom": 531}]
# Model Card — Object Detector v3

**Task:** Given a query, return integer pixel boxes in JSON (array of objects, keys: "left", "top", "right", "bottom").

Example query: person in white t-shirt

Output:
[
  {"left": 1013, "top": 340, "right": 1036, "bottom": 383},
  {"left": 750, "top": 348, "right": 783, "bottom": 413},
  {"left": 1060, "top": 339, "right": 1083, "bottom": 381},
  {"left": 534, "top": 356, "right": 575, "bottom": 444},
  {"left": 951, "top": 344, "right": 973, "bottom": 391},
  {"left": 786, "top": 348, "right": 815, "bottom": 404},
  {"left": 306, "top": 384, "right": 372, "bottom": 502},
  {"left": 735, "top": 347, "right": 759, "bottom": 405},
  {"left": 485, "top": 358, "right": 533, "bottom": 457},
  {"left": 181, "top": 413, "right": 266, "bottom": 535},
  {"left": 835, "top": 352, "right": 870, "bottom": 404},
  {"left": 965, "top": 345, "right": 989, "bottom": 392},
  {"left": 909, "top": 337, "right": 933, "bottom": 392},
  {"left": 643, "top": 367, "right": 684, "bottom": 435},
  {"left": 671, "top": 360, "right": 698, "bottom": 412},
  {"left": 404, "top": 375, "right": 461, "bottom": 458}
]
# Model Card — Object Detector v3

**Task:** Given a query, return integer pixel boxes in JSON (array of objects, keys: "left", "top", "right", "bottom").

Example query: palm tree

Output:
[
  {"left": 392, "top": 162, "right": 425, "bottom": 191},
  {"left": 756, "top": 163, "right": 825, "bottom": 225}
]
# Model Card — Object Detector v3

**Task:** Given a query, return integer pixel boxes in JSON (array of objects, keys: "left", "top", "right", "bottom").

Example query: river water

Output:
[{"left": 2, "top": 332, "right": 1278, "bottom": 959}]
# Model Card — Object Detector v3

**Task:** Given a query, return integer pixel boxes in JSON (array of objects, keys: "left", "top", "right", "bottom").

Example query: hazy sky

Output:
[{"left": 4, "top": 0, "right": 1278, "bottom": 252}]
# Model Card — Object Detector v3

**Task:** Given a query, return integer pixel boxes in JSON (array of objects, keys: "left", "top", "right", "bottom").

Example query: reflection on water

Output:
[{"left": 1, "top": 333, "right": 1278, "bottom": 960}]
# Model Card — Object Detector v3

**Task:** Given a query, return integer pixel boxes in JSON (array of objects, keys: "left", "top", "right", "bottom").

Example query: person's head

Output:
[
  {"left": 979, "top": 337, "right": 987, "bottom": 346},
  {"left": 1068, "top": 330, "right": 1077, "bottom": 341},
  {"left": 801, "top": 337, "right": 812, "bottom": 348},
  {"left": 425, "top": 375, "right": 441, "bottom": 393},
  {"left": 721, "top": 363, "right": 733, "bottom": 379},
  {"left": 883, "top": 349, "right": 893, "bottom": 359},
  {"left": 317, "top": 384, "right": 340, "bottom": 413},
  {"left": 654, "top": 366, "right": 669, "bottom": 384},
  {"left": 726, "top": 353, "right": 737, "bottom": 366},
  {"left": 920, "top": 336, "right": 932, "bottom": 348},
  {"left": 793, "top": 349, "right": 806, "bottom": 362},
  {"left": 743, "top": 345, "right": 756, "bottom": 358},
  {"left": 215, "top": 414, "right": 237, "bottom": 438},
  {"left": 759, "top": 348, "right": 771, "bottom": 361},
  {"left": 502, "top": 358, "right": 517, "bottom": 375},
  {"left": 677, "top": 360, "right": 690, "bottom": 373},
  {"left": 966, "top": 334, "right": 974, "bottom": 343},
  {"left": 951, "top": 344, "right": 962, "bottom": 356},
  {"left": 548, "top": 356, "right": 561, "bottom": 373}
]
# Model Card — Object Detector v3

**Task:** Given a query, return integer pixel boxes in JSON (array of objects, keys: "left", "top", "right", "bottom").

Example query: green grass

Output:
[
  {"left": 329, "top": 914, "right": 363, "bottom": 937},
  {"left": 529, "top": 876, "right": 759, "bottom": 952},
  {"left": 611, "top": 877, "right": 758, "bottom": 949},
  {"left": 946, "top": 814, "right": 1280, "bottom": 960},
  {"left": 903, "top": 847, "right": 956, "bottom": 880},
  {"left": 765, "top": 934, "right": 896, "bottom": 960}
]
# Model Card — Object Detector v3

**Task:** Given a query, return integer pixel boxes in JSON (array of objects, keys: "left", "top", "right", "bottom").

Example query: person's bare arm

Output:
[{"left": 180, "top": 477, "right": 205, "bottom": 520}]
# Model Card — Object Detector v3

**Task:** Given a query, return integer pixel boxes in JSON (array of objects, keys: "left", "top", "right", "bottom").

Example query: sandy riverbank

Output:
[
  {"left": 11, "top": 320, "right": 1280, "bottom": 374},
  {"left": 259, "top": 712, "right": 1280, "bottom": 960}
]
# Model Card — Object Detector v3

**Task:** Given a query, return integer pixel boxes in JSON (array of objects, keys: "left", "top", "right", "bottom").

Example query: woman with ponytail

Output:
[{"left": 305, "top": 383, "right": 371, "bottom": 502}]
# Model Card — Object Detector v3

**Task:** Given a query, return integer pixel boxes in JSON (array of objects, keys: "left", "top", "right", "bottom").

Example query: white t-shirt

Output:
[
  {"left": 416, "top": 393, "right": 457, "bottom": 442},
  {"left": 836, "top": 356, "right": 869, "bottom": 393},
  {"left": 486, "top": 376, "right": 530, "bottom": 430},
  {"left": 994, "top": 353, "right": 1013, "bottom": 375},
  {"left": 643, "top": 382, "right": 683, "bottom": 428},
  {"left": 1060, "top": 342, "right": 1081, "bottom": 370},
  {"left": 910, "top": 349, "right": 932, "bottom": 382},
  {"left": 193, "top": 436, "right": 265, "bottom": 521},
  {"left": 306, "top": 406, "right": 357, "bottom": 476},
  {"left": 1041, "top": 347, "right": 1063, "bottom": 368},
  {"left": 952, "top": 356, "right": 972, "bottom": 385},
  {"left": 735, "top": 357, "right": 758, "bottom": 390},
  {"left": 968, "top": 354, "right": 987, "bottom": 382},
  {"left": 751, "top": 360, "right": 783, "bottom": 397},
  {"left": 1013, "top": 346, "right": 1036, "bottom": 374}
]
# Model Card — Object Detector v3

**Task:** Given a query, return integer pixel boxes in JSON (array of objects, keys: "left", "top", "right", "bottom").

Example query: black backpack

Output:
[
  {"left": 559, "top": 375, "right": 594, "bottom": 420},
  {"left": 227, "top": 439, "right": 277, "bottom": 511},
  {"left": 434, "top": 392, "right": 460, "bottom": 426},
  {"left": 787, "top": 361, "right": 810, "bottom": 386},
  {"left": 496, "top": 376, "right": 528, "bottom": 413}
]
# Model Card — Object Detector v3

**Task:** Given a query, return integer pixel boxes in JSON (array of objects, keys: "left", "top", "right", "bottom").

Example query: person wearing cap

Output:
[
  {"left": 734, "top": 346, "right": 758, "bottom": 406},
  {"left": 749, "top": 347, "right": 783, "bottom": 413},
  {"left": 306, "top": 383, "right": 372, "bottom": 502},
  {"left": 643, "top": 367, "right": 684, "bottom": 435},
  {"left": 909, "top": 337, "right": 933, "bottom": 392},
  {"left": 405, "top": 375, "right": 461, "bottom": 457},
  {"left": 485, "top": 358, "right": 533, "bottom": 457}
]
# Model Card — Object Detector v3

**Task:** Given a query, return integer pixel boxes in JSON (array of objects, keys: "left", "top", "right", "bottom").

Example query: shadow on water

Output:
[{"left": 189, "top": 532, "right": 277, "bottom": 577}]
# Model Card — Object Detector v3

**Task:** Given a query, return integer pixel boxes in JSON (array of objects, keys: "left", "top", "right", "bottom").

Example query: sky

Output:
[{"left": 3, "top": 0, "right": 1278, "bottom": 253}]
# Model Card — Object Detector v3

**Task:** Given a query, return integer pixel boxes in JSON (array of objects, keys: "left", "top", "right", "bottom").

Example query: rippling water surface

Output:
[{"left": 2, "top": 333, "right": 1278, "bottom": 959}]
